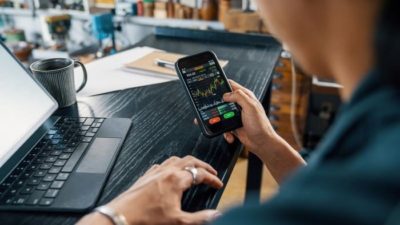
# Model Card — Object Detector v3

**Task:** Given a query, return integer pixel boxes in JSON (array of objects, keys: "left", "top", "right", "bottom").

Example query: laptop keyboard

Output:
[{"left": 0, "top": 117, "right": 104, "bottom": 207}]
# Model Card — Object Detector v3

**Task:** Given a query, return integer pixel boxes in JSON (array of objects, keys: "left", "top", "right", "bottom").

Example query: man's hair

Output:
[{"left": 375, "top": 0, "right": 400, "bottom": 86}]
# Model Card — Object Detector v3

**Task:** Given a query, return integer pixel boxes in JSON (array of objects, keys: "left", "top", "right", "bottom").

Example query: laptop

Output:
[{"left": 0, "top": 42, "right": 132, "bottom": 212}]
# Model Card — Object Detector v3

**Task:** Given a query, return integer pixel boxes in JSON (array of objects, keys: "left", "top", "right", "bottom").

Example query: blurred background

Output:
[{"left": 0, "top": 0, "right": 266, "bottom": 64}]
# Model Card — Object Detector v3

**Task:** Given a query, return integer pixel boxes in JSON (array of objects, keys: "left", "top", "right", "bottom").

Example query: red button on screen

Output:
[{"left": 209, "top": 117, "right": 221, "bottom": 125}]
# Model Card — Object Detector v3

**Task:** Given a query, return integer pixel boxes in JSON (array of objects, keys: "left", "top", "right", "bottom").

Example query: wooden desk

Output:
[{"left": 1, "top": 28, "right": 281, "bottom": 225}]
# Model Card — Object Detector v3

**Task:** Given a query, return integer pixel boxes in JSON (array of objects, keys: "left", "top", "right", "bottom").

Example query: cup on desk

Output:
[{"left": 30, "top": 58, "right": 88, "bottom": 108}]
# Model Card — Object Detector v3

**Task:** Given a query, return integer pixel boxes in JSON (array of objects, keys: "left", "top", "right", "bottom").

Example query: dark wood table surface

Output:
[{"left": 1, "top": 29, "right": 281, "bottom": 225}]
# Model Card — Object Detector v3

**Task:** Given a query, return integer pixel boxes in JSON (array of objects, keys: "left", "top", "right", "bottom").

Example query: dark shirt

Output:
[{"left": 213, "top": 70, "right": 400, "bottom": 225}]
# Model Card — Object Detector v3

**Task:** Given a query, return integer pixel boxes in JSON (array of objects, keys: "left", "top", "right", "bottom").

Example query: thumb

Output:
[{"left": 179, "top": 210, "right": 222, "bottom": 225}]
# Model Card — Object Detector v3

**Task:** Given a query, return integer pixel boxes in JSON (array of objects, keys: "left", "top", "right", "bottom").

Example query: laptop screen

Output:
[{"left": 0, "top": 43, "right": 58, "bottom": 167}]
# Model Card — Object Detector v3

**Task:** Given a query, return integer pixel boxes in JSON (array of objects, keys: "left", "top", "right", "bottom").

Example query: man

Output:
[{"left": 78, "top": 0, "right": 400, "bottom": 224}]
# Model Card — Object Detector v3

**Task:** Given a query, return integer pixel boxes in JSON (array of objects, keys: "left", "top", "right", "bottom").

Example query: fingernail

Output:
[
  {"left": 205, "top": 211, "right": 223, "bottom": 222},
  {"left": 213, "top": 212, "right": 223, "bottom": 219},
  {"left": 223, "top": 93, "right": 231, "bottom": 98}
]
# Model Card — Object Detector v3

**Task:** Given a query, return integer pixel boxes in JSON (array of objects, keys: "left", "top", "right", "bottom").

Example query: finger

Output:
[
  {"left": 228, "top": 80, "right": 257, "bottom": 100},
  {"left": 193, "top": 118, "right": 198, "bottom": 126},
  {"left": 178, "top": 210, "right": 222, "bottom": 225},
  {"left": 180, "top": 155, "right": 218, "bottom": 175},
  {"left": 223, "top": 89, "right": 255, "bottom": 110},
  {"left": 223, "top": 132, "right": 235, "bottom": 144},
  {"left": 144, "top": 164, "right": 160, "bottom": 175},
  {"left": 179, "top": 168, "right": 223, "bottom": 190},
  {"left": 161, "top": 156, "right": 181, "bottom": 167}
]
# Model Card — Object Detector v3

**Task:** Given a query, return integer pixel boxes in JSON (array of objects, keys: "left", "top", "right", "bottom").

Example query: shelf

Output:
[
  {"left": 122, "top": 16, "right": 225, "bottom": 31},
  {"left": 35, "top": 9, "right": 90, "bottom": 20},
  {"left": 1, "top": 7, "right": 225, "bottom": 31},
  {"left": 0, "top": 8, "right": 34, "bottom": 16},
  {"left": 0, "top": 7, "right": 90, "bottom": 20}
]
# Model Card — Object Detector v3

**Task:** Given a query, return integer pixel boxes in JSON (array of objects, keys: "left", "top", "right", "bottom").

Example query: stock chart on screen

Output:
[{"left": 182, "top": 60, "right": 239, "bottom": 125}]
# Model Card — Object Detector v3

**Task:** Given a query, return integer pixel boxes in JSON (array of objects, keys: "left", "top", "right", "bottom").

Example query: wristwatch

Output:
[{"left": 94, "top": 205, "right": 128, "bottom": 225}]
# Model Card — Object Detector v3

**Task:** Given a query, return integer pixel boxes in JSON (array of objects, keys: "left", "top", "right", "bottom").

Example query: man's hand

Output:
[
  {"left": 194, "top": 80, "right": 305, "bottom": 183},
  {"left": 196, "top": 80, "right": 279, "bottom": 157},
  {"left": 78, "top": 156, "right": 223, "bottom": 225}
]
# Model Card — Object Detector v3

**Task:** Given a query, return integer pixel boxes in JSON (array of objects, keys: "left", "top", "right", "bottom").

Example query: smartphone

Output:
[{"left": 175, "top": 51, "right": 242, "bottom": 138}]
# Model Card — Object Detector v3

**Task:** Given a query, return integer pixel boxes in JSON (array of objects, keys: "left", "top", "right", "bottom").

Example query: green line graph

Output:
[{"left": 191, "top": 77, "right": 225, "bottom": 98}]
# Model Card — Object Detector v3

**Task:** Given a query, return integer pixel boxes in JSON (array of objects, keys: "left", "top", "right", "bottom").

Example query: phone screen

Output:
[{"left": 178, "top": 52, "right": 242, "bottom": 136}]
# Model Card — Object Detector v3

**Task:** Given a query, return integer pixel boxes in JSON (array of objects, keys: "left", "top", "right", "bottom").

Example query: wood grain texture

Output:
[{"left": 0, "top": 33, "right": 281, "bottom": 225}]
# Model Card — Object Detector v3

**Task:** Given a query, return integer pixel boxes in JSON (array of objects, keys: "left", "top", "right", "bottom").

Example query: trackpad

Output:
[{"left": 76, "top": 138, "right": 121, "bottom": 174}]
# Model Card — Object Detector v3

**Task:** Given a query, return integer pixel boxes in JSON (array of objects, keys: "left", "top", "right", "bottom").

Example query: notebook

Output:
[{"left": 123, "top": 51, "right": 229, "bottom": 77}]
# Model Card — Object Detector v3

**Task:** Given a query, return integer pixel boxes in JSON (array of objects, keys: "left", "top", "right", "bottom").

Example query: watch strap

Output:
[{"left": 94, "top": 205, "right": 128, "bottom": 225}]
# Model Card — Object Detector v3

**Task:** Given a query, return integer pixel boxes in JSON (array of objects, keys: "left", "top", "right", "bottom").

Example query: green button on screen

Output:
[{"left": 223, "top": 112, "right": 235, "bottom": 119}]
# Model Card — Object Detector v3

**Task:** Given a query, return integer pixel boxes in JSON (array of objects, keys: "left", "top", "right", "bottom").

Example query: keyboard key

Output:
[
  {"left": 6, "top": 188, "right": 18, "bottom": 196},
  {"left": 53, "top": 134, "right": 62, "bottom": 139},
  {"left": 21, "top": 171, "right": 33, "bottom": 179},
  {"left": 50, "top": 139, "right": 60, "bottom": 145},
  {"left": 71, "top": 122, "right": 81, "bottom": 128},
  {"left": 84, "top": 118, "right": 94, "bottom": 126},
  {"left": 81, "top": 125, "right": 90, "bottom": 131},
  {"left": 79, "top": 118, "right": 86, "bottom": 123},
  {"left": 15, "top": 197, "right": 27, "bottom": 205},
  {"left": 45, "top": 134, "right": 54, "bottom": 140},
  {"left": 34, "top": 157, "right": 45, "bottom": 164},
  {"left": 39, "top": 151, "right": 49, "bottom": 157},
  {"left": 45, "top": 156, "right": 57, "bottom": 163},
  {"left": 34, "top": 170, "right": 47, "bottom": 177},
  {"left": 92, "top": 123, "right": 102, "bottom": 128},
  {"left": 96, "top": 118, "right": 105, "bottom": 123},
  {"left": 44, "top": 189, "right": 59, "bottom": 198},
  {"left": 39, "top": 198, "right": 54, "bottom": 206},
  {"left": 40, "top": 163, "right": 52, "bottom": 170},
  {"left": 27, "top": 164, "right": 39, "bottom": 171},
  {"left": 59, "top": 128, "right": 68, "bottom": 134},
  {"left": 59, "top": 153, "right": 71, "bottom": 160},
  {"left": 43, "top": 174, "right": 56, "bottom": 182},
  {"left": 50, "top": 150, "right": 62, "bottom": 156},
  {"left": 90, "top": 128, "right": 99, "bottom": 133},
  {"left": 36, "top": 141, "right": 47, "bottom": 147},
  {"left": 26, "top": 152, "right": 37, "bottom": 159},
  {"left": 36, "top": 182, "right": 51, "bottom": 190},
  {"left": 27, "top": 178, "right": 40, "bottom": 186},
  {"left": 14, "top": 166, "right": 25, "bottom": 173},
  {"left": 14, "top": 180, "right": 25, "bottom": 187},
  {"left": 2, "top": 197, "right": 14, "bottom": 205},
  {"left": 48, "top": 167, "right": 62, "bottom": 174},
  {"left": 56, "top": 173, "right": 69, "bottom": 181},
  {"left": 62, "top": 143, "right": 89, "bottom": 172},
  {"left": 48, "top": 130, "right": 57, "bottom": 135},
  {"left": 68, "top": 142, "right": 78, "bottom": 147},
  {"left": 64, "top": 133, "right": 74, "bottom": 139},
  {"left": 69, "top": 137, "right": 81, "bottom": 143},
  {"left": 43, "top": 145, "right": 54, "bottom": 151},
  {"left": 54, "top": 145, "right": 67, "bottom": 150},
  {"left": 50, "top": 181, "right": 64, "bottom": 189},
  {"left": 85, "top": 132, "right": 96, "bottom": 137},
  {"left": 7, "top": 173, "right": 18, "bottom": 180},
  {"left": 30, "top": 147, "right": 42, "bottom": 154},
  {"left": 25, "top": 191, "right": 44, "bottom": 205},
  {"left": 54, "top": 160, "right": 67, "bottom": 167},
  {"left": 20, "top": 186, "right": 34, "bottom": 194},
  {"left": 82, "top": 137, "right": 92, "bottom": 143},
  {"left": 63, "top": 147, "right": 75, "bottom": 153}
]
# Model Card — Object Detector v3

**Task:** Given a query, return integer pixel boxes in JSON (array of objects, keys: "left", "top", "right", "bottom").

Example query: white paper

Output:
[{"left": 75, "top": 46, "right": 178, "bottom": 97}]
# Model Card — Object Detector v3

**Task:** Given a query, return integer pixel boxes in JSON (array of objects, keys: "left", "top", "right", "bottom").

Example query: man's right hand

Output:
[
  {"left": 196, "top": 80, "right": 279, "bottom": 158},
  {"left": 194, "top": 80, "right": 305, "bottom": 183}
]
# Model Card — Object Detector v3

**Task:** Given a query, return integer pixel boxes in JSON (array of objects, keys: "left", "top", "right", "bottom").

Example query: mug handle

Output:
[{"left": 74, "top": 60, "right": 88, "bottom": 93}]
